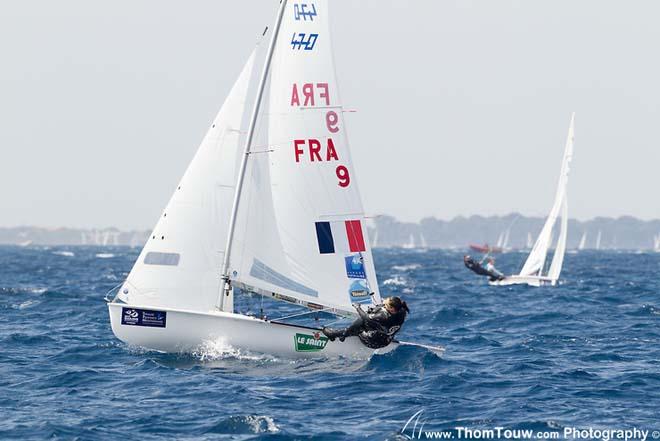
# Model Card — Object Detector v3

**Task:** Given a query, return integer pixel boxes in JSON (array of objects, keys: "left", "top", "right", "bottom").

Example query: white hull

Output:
[
  {"left": 489, "top": 275, "right": 557, "bottom": 287},
  {"left": 107, "top": 302, "right": 397, "bottom": 359}
]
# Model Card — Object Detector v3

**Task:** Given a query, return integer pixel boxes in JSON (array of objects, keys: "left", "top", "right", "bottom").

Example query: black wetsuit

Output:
[
  {"left": 464, "top": 256, "right": 505, "bottom": 282},
  {"left": 342, "top": 305, "right": 407, "bottom": 349}
]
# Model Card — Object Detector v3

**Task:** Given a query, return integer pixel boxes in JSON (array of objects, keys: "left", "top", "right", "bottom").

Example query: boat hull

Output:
[
  {"left": 489, "top": 275, "right": 557, "bottom": 287},
  {"left": 469, "top": 244, "right": 502, "bottom": 253},
  {"left": 107, "top": 302, "right": 395, "bottom": 358}
]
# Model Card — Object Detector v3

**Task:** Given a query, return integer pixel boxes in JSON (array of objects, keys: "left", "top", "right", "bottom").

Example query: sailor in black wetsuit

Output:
[
  {"left": 464, "top": 254, "right": 505, "bottom": 282},
  {"left": 321, "top": 296, "right": 409, "bottom": 349}
]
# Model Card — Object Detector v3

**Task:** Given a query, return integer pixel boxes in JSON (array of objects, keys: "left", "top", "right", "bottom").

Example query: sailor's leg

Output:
[
  {"left": 322, "top": 317, "right": 365, "bottom": 342},
  {"left": 342, "top": 317, "right": 365, "bottom": 337}
]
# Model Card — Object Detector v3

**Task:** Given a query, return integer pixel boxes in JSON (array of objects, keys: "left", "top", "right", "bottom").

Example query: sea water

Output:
[{"left": 0, "top": 246, "right": 658, "bottom": 440}]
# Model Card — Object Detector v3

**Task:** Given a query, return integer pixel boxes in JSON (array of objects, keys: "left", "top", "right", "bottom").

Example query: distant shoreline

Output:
[{"left": 2, "top": 213, "right": 660, "bottom": 249}]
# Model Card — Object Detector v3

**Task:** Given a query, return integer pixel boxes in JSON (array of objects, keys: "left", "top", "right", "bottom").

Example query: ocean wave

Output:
[
  {"left": 383, "top": 276, "right": 407, "bottom": 286},
  {"left": 391, "top": 263, "right": 421, "bottom": 271},
  {"left": 192, "top": 338, "right": 280, "bottom": 363},
  {"left": 205, "top": 415, "right": 279, "bottom": 435},
  {"left": 52, "top": 251, "right": 75, "bottom": 257}
]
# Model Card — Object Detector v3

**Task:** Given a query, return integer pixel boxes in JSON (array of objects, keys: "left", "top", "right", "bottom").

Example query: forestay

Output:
[
  {"left": 519, "top": 113, "right": 575, "bottom": 279},
  {"left": 229, "top": 1, "right": 381, "bottom": 315},
  {"left": 118, "top": 51, "right": 256, "bottom": 312}
]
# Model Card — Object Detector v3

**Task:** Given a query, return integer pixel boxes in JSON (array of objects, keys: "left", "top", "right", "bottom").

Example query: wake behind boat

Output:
[{"left": 106, "top": 1, "right": 441, "bottom": 358}]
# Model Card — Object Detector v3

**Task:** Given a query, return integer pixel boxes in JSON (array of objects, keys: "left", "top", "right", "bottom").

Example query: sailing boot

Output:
[{"left": 322, "top": 327, "right": 346, "bottom": 342}]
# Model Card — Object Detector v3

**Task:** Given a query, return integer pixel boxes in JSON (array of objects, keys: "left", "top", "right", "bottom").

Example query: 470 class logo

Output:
[{"left": 294, "top": 3, "right": 317, "bottom": 21}]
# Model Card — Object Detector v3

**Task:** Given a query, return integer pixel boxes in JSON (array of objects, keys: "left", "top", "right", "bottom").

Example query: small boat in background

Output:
[{"left": 491, "top": 113, "right": 575, "bottom": 287}]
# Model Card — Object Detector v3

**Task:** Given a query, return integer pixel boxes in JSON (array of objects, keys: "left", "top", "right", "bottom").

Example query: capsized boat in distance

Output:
[
  {"left": 106, "top": 0, "right": 442, "bottom": 359},
  {"left": 490, "top": 113, "right": 575, "bottom": 287}
]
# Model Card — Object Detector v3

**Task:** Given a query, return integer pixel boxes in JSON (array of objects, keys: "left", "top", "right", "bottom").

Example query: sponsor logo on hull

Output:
[
  {"left": 121, "top": 307, "right": 167, "bottom": 328},
  {"left": 294, "top": 332, "right": 328, "bottom": 352}
]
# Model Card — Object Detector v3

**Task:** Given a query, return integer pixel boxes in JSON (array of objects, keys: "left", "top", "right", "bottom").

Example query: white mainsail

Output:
[
  {"left": 495, "top": 113, "right": 574, "bottom": 286},
  {"left": 596, "top": 230, "right": 602, "bottom": 250},
  {"left": 118, "top": 51, "right": 256, "bottom": 312},
  {"left": 228, "top": 1, "right": 380, "bottom": 315}
]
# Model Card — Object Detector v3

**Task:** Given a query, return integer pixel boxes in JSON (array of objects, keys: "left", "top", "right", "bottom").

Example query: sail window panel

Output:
[
  {"left": 144, "top": 252, "right": 180, "bottom": 266},
  {"left": 249, "top": 259, "right": 318, "bottom": 298}
]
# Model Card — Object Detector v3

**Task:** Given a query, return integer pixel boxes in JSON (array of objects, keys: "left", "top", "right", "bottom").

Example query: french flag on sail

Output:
[{"left": 315, "top": 220, "right": 366, "bottom": 254}]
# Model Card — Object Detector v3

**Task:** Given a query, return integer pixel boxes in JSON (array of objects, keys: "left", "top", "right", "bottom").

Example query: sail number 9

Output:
[
  {"left": 326, "top": 110, "right": 349, "bottom": 188},
  {"left": 326, "top": 111, "right": 339, "bottom": 133},
  {"left": 336, "top": 165, "right": 350, "bottom": 187}
]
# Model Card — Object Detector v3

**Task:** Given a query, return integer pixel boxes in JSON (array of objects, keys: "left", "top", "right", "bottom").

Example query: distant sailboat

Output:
[
  {"left": 526, "top": 232, "right": 533, "bottom": 249},
  {"left": 501, "top": 228, "right": 510, "bottom": 251},
  {"left": 578, "top": 232, "right": 587, "bottom": 250},
  {"left": 496, "top": 232, "right": 504, "bottom": 249},
  {"left": 653, "top": 234, "right": 660, "bottom": 252},
  {"left": 491, "top": 113, "right": 575, "bottom": 287},
  {"left": 106, "top": 1, "right": 440, "bottom": 357},
  {"left": 419, "top": 233, "right": 428, "bottom": 249},
  {"left": 402, "top": 234, "right": 416, "bottom": 249},
  {"left": 596, "top": 230, "right": 602, "bottom": 250}
]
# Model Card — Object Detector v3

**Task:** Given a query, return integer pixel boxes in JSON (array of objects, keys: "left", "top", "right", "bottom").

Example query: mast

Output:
[{"left": 218, "top": 0, "right": 289, "bottom": 311}]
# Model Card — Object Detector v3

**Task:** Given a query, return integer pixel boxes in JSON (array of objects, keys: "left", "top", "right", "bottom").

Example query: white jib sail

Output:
[
  {"left": 118, "top": 51, "right": 256, "bottom": 312},
  {"left": 547, "top": 195, "right": 568, "bottom": 281},
  {"left": 229, "top": 1, "right": 381, "bottom": 315},
  {"left": 519, "top": 113, "right": 575, "bottom": 278}
]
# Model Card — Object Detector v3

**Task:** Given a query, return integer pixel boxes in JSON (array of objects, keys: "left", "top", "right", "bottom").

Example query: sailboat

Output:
[
  {"left": 501, "top": 228, "right": 510, "bottom": 252},
  {"left": 578, "top": 232, "right": 587, "bottom": 250},
  {"left": 402, "top": 234, "right": 416, "bottom": 249},
  {"left": 419, "top": 233, "right": 428, "bottom": 249},
  {"left": 595, "top": 230, "right": 602, "bottom": 250},
  {"left": 106, "top": 1, "right": 441, "bottom": 358},
  {"left": 490, "top": 113, "right": 575, "bottom": 287},
  {"left": 526, "top": 232, "right": 533, "bottom": 250}
]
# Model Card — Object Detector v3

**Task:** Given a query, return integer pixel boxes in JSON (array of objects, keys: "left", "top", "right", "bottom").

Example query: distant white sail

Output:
[
  {"left": 502, "top": 228, "right": 510, "bottom": 250},
  {"left": 229, "top": 2, "right": 380, "bottom": 315},
  {"left": 526, "top": 232, "right": 533, "bottom": 249},
  {"left": 596, "top": 230, "right": 602, "bottom": 250},
  {"left": 119, "top": 50, "right": 256, "bottom": 312},
  {"left": 496, "top": 232, "right": 504, "bottom": 248},
  {"left": 519, "top": 113, "right": 574, "bottom": 279},
  {"left": 492, "top": 113, "right": 574, "bottom": 287},
  {"left": 420, "top": 233, "right": 428, "bottom": 249},
  {"left": 402, "top": 234, "right": 416, "bottom": 249},
  {"left": 578, "top": 231, "right": 587, "bottom": 250}
]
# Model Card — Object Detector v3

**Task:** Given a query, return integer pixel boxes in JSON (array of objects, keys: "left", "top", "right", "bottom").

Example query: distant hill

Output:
[
  {"left": 2, "top": 214, "right": 660, "bottom": 250},
  {"left": 0, "top": 227, "right": 149, "bottom": 247},
  {"left": 370, "top": 214, "right": 660, "bottom": 250}
]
